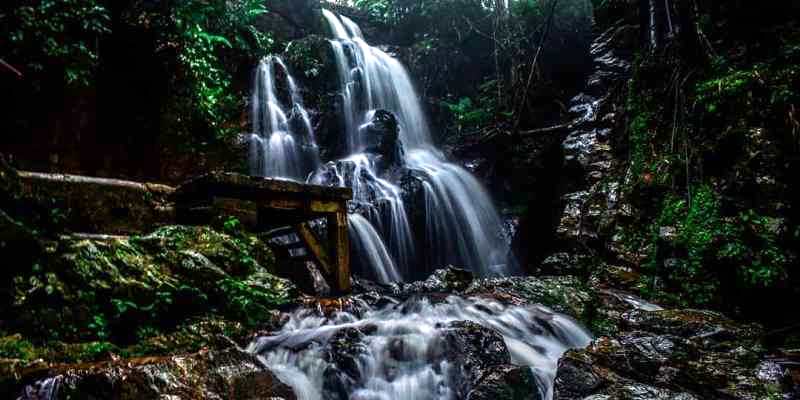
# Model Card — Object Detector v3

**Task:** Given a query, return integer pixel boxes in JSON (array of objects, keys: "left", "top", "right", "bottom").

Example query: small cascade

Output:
[
  {"left": 318, "top": 10, "right": 514, "bottom": 280},
  {"left": 249, "top": 56, "right": 320, "bottom": 181},
  {"left": 248, "top": 296, "right": 592, "bottom": 400},
  {"left": 312, "top": 153, "right": 415, "bottom": 277},
  {"left": 348, "top": 213, "right": 402, "bottom": 283}
]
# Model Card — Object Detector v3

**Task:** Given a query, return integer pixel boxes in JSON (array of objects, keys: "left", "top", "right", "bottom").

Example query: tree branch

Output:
[
  {"left": 511, "top": 0, "right": 559, "bottom": 136},
  {"left": 0, "top": 58, "right": 23, "bottom": 79}
]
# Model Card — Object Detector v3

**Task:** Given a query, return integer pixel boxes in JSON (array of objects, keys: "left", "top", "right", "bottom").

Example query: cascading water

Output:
[
  {"left": 349, "top": 213, "right": 402, "bottom": 283},
  {"left": 246, "top": 14, "right": 592, "bottom": 400},
  {"left": 318, "top": 10, "right": 514, "bottom": 279},
  {"left": 249, "top": 296, "right": 592, "bottom": 400},
  {"left": 312, "top": 152, "right": 415, "bottom": 278},
  {"left": 249, "top": 56, "right": 320, "bottom": 180}
]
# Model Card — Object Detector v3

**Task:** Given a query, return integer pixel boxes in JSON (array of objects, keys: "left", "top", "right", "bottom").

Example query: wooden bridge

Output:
[
  {"left": 174, "top": 172, "right": 354, "bottom": 294},
  {"left": 14, "top": 169, "right": 354, "bottom": 294}
]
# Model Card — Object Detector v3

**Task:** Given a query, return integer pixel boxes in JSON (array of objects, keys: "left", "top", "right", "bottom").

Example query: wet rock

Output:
[
  {"left": 323, "top": 327, "right": 370, "bottom": 400},
  {"left": 464, "top": 275, "right": 592, "bottom": 321},
  {"left": 397, "top": 266, "right": 474, "bottom": 294},
  {"left": 467, "top": 364, "right": 541, "bottom": 400},
  {"left": 553, "top": 350, "right": 606, "bottom": 399},
  {"left": 17, "top": 349, "right": 296, "bottom": 400},
  {"left": 554, "top": 307, "right": 782, "bottom": 400},
  {"left": 538, "top": 252, "right": 593, "bottom": 276},
  {"left": 588, "top": 264, "right": 642, "bottom": 291},
  {"left": 364, "top": 110, "right": 404, "bottom": 168},
  {"left": 605, "top": 383, "right": 699, "bottom": 400},
  {"left": 621, "top": 309, "right": 762, "bottom": 345},
  {"left": 439, "top": 321, "right": 511, "bottom": 397}
]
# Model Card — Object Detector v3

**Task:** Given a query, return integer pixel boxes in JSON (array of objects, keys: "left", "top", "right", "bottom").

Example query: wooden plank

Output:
[
  {"left": 175, "top": 172, "right": 352, "bottom": 202},
  {"left": 295, "top": 223, "right": 335, "bottom": 277},
  {"left": 328, "top": 211, "right": 351, "bottom": 294},
  {"left": 258, "top": 198, "right": 344, "bottom": 214}
]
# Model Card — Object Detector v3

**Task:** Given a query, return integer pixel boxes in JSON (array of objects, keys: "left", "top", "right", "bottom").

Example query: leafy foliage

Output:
[
  {"left": 441, "top": 97, "right": 492, "bottom": 133},
  {"left": 1, "top": 0, "right": 111, "bottom": 87},
  {"left": 162, "top": 0, "right": 274, "bottom": 140},
  {"left": 622, "top": 26, "right": 799, "bottom": 310},
  {"left": 644, "top": 185, "right": 789, "bottom": 307}
]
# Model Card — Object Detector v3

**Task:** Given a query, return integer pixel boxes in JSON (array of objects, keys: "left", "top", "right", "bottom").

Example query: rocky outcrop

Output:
[
  {"left": 441, "top": 320, "right": 511, "bottom": 393},
  {"left": 17, "top": 349, "right": 296, "bottom": 400},
  {"left": 554, "top": 307, "right": 794, "bottom": 400},
  {"left": 255, "top": 0, "right": 323, "bottom": 42},
  {"left": 546, "top": 20, "right": 636, "bottom": 274}
]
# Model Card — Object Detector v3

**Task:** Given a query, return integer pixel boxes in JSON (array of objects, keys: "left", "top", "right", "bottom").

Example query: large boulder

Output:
[
  {"left": 322, "top": 327, "right": 371, "bottom": 400},
  {"left": 396, "top": 266, "right": 475, "bottom": 295},
  {"left": 436, "top": 321, "right": 542, "bottom": 399}
]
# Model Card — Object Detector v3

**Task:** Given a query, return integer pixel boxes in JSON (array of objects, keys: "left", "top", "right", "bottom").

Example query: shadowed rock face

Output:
[
  {"left": 17, "top": 349, "right": 297, "bottom": 400},
  {"left": 553, "top": 307, "right": 787, "bottom": 400}
]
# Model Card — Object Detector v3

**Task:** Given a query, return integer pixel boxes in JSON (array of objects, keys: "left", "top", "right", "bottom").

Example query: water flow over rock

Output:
[
  {"left": 317, "top": 10, "right": 514, "bottom": 279},
  {"left": 349, "top": 213, "right": 402, "bottom": 283},
  {"left": 250, "top": 56, "right": 320, "bottom": 180},
  {"left": 248, "top": 296, "right": 592, "bottom": 400}
]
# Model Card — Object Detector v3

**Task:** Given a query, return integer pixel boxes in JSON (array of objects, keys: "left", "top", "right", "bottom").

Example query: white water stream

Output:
[{"left": 249, "top": 296, "right": 592, "bottom": 400}]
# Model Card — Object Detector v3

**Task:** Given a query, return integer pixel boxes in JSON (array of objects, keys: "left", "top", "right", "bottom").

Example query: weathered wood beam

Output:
[
  {"left": 260, "top": 198, "right": 344, "bottom": 214},
  {"left": 175, "top": 172, "right": 352, "bottom": 202},
  {"left": 295, "top": 222, "right": 334, "bottom": 277},
  {"left": 327, "top": 211, "right": 351, "bottom": 294}
]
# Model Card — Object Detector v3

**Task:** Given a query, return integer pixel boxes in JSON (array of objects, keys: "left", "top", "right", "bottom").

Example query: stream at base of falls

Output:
[{"left": 248, "top": 293, "right": 592, "bottom": 400}]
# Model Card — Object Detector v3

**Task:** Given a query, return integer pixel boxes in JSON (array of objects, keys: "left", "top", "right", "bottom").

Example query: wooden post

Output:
[
  {"left": 327, "top": 211, "right": 351, "bottom": 294},
  {"left": 294, "top": 222, "right": 334, "bottom": 276}
]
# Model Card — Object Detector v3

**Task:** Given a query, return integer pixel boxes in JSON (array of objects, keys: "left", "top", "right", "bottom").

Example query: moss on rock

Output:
[{"left": 0, "top": 225, "right": 297, "bottom": 368}]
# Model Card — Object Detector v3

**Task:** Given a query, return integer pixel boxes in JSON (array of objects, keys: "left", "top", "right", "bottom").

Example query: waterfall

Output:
[
  {"left": 249, "top": 296, "right": 592, "bottom": 400},
  {"left": 349, "top": 213, "right": 402, "bottom": 283},
  {"left": 319, "top": 10, "right": 514, "bottom": 279},
  {"left": 249, "top": 56, "right": 320, "bottom": 180},
  {"left": 246, "top": 14, "right": 592, "bottom": 399}
]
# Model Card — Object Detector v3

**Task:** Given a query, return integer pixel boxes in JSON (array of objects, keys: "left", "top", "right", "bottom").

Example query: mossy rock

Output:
[
  {"left": 4, "top": 225, "right": 297, "bottom": 350},
  {"left": 464, "top": 275, "right": 593, "bottom": 322}
]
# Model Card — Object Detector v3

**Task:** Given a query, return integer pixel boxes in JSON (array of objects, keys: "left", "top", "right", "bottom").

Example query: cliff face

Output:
[{"left": 513, "top": 0, "right": 800, "bottom": 325}]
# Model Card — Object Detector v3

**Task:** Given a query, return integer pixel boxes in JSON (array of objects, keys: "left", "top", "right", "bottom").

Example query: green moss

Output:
[
  {"left": 642, "top": 185, "right": 789, "bottom": 307},
  {"left": 3, "top": 225, "right": 295, "bottom": 360}
]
